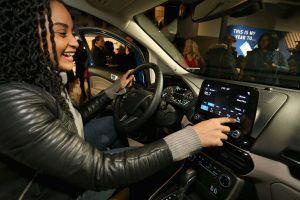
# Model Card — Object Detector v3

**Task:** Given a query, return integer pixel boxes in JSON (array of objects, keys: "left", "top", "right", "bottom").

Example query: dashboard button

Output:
[
  {"left": 229, "top": 130, "right": 241, "bottom": 139},
  {"left": 209, "top": 185, "right": 219, "bottom": 196},
  {"left": 193, "top": 113, "right": 201, "bottom": 120}
]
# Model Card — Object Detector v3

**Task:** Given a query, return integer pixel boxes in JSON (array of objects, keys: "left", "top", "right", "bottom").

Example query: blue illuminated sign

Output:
[{"left": 227, "top": 25, "right": 268, "bottom": 56}]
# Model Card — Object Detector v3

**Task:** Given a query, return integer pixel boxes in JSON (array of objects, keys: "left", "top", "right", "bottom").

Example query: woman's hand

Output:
[
  {"left": 192, "top": 117, "right": 236, "bottom": 147},
  {"left": 119, "top": 70, "right": 135, "bottom": 91}
]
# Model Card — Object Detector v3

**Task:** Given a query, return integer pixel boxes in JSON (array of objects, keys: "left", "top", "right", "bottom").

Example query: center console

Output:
[
  {"left": 150, "top": 80, "right": 259, "bottom": 200},
  {"left": 193, "top": 80, "right": 259, "bottom": 146}
]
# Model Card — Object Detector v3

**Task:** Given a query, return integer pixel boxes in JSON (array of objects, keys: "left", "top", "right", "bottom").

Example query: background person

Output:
[
  {"left": 104, "top": 40, "right": 117, "bottom": 66},
  {"left": 287, "top": 41, "right": 300, "bottom": 76},
  {"left": 115, "top": 46, "right": 128, "bottom": 72},
  {"left": 182, "top": 39, "right": 205, "bottom": 69},
  {"left": 92, "top": 35, "right": 108, "bottom": 67},
  {"left": 0, "top": 0, "right": 236, "bottom": 199},
  {"left": 242, "top": 32, "right": 288, "bottom": 84},
  {"left": 67, "top": 39, "right": 88, "bottom": 103},
  {"left": 125, "top": 36, "right": 138, "bottom": 70},
  {"left": 203, "top": 35, "right": 238, "bottom": 80}
]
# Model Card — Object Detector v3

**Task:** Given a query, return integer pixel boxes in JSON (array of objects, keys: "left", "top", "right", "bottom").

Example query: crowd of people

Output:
[
  {"left": 66, "top": 34, "right": 139, "bottom": 104},
  {"left": 181, "top": 33, "right": 299, "bottom": 87},
  {"left": 91, "top": 35, "right": 137, "bottom": 72}
]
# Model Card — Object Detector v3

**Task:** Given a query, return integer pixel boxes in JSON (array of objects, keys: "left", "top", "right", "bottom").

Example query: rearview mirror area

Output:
[{"left": 192, "top": 0, "right": 263, "bottom": 22}]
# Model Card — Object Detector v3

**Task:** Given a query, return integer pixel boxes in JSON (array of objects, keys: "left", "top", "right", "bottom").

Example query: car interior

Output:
[{"left": 64, "top": 0, "right": 300, "bottom": 199}]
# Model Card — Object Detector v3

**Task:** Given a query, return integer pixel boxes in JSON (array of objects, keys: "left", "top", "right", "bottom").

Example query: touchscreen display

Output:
[{"left": 196, "top": 80, "right": 259, "bottom": 136}]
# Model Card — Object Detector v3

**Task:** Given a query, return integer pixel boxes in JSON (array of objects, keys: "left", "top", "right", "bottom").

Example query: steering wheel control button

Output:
[
  {"left": 219, "top": 174, "right": 231, "bottom": 188},
  {"left": 229, "top": 130, "right": 241, "bottom": 139}
]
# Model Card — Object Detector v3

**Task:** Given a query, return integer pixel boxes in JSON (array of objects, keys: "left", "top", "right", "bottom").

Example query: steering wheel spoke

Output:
[{"left": 120, "top": 114, "right": 139, "bottom": 126}]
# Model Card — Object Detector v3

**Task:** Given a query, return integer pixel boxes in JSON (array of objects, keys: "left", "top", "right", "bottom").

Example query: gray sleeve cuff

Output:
[
  {"left": 104, "top": 79, "right": 121, "bottom": 99},
  {"left": 163, "top": 126, "right": 202, "bottom": 161}
]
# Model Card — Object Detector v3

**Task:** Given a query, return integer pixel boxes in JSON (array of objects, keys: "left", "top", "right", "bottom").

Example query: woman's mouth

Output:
[{"left": 62, "top": 52, "right": 75, "bottom": 62}]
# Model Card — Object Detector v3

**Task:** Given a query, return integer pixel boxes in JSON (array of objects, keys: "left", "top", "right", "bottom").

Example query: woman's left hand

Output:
[{"left": 119, "top": 69, "right": 135, "bottom": 91}]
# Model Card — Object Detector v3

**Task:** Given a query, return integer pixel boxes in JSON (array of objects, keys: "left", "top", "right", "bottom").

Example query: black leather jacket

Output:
[{"left": 0, "top": 82, "right": 172, "bottom": 199}]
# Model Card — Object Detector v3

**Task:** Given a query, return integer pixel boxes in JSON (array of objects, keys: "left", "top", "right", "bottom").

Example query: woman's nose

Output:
[{"left": 69, "top": 35, "right": 79, "bottom": 49}]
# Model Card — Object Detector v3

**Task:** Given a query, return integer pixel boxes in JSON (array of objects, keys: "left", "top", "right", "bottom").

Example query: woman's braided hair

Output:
[{"left": 0, "top": 0, "right": 73, "bottom": 118}]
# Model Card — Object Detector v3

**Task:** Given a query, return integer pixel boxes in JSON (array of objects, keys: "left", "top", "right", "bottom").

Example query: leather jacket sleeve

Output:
[
  {"left": 0, "top": 83, "right": 173, "bottom": 190},
  {"left": 78, "top": 91, "right": 112, "bottom": 124}
]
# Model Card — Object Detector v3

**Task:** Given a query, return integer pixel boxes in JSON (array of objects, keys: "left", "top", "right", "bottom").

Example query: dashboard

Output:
[{"left": 153, "top": 74, "right": 300, "bottom": 200}]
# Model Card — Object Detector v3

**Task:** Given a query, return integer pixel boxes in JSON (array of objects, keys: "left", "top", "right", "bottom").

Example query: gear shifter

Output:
[{"left": 178, "top": 168, "right": 197, "bottom": 200}]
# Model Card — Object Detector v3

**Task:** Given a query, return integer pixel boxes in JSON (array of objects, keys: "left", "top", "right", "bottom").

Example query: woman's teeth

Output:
[
  {"left": 63, "top": 52, "right": 75, "bottom": 62},
  {"left": 63, "top": 52, "right": 75, "bottom": 57}
]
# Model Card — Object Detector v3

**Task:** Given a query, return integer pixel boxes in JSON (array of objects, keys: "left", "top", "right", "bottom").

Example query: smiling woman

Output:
[
  {"left": 0, "top": 0, "right": 236, "bottom": 200},
  {"left": 47, "top": 1, "right": 79, "bottom": 71}
]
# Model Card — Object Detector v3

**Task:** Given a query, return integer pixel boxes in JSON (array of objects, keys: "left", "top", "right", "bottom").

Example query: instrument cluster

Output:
[{"left": 161, "top": 85, "right": 194, "bottom": 107}]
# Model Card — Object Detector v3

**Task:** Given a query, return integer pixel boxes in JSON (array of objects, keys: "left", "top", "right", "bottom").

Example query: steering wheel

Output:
[{"left": 113, "top": 63, "right": 163, "bottom": 133}]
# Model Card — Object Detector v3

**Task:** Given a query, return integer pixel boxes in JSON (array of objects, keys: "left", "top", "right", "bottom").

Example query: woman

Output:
[
  {"left": 182, "top": 39, "right": 205, "bottom": 69},
  {"left": 0, "top": 0, "right": 235, "bottom": 199}
]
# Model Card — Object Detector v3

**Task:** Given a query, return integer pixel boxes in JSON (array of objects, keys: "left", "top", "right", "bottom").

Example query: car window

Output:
[
  {"left": 135, "top": 1, "right": 300, "bottom": 89},
  {"left": 77, "top": 30, "right": 142, "bottom": 73},
  {"left": 66, "top": 7, "right": 151, "bottom": 102},
  {"left": 69, "top": 6, "right": 148, "bottom": 72}
]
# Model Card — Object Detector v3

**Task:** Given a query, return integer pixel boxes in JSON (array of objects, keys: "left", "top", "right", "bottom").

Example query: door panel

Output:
[{"left": 88, "top": 67, "right": 122, "bottom": 96}]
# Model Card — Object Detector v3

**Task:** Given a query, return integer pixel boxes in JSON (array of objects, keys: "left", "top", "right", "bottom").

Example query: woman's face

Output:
[
  {"left": 47, "top": 1, "right": 79, "bottom": 71},
  {"left": 259, "top": 35, "right": 270, "bottom": 50}
]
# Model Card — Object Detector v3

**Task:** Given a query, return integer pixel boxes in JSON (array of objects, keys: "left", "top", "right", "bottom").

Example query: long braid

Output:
[{"left": 0, "top": 0, "right": 74, "bottom": 119}]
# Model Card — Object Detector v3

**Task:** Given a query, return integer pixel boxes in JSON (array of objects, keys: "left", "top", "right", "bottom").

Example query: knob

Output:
[
  {"left": 178, "top": 168, "right": 197, "bottom": 200},
  {"left": 179, "top": 168, "right": 197, "bottom": 190},
  {"left": 219, "top": 174, "right": 231, "bottom": 188}
]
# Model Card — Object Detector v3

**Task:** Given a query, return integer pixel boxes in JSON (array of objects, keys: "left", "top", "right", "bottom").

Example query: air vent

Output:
[
  {"left": 203, "top": 143, "right": 254, "bottom": 175},
  {"left": 219, "top": 146, "right": 253, "bottom": 174}
]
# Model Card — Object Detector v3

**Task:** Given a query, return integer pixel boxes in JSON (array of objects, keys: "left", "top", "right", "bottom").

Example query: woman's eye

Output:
[{"left": 55, "top": 32, "right": 67, "bottom": 37}]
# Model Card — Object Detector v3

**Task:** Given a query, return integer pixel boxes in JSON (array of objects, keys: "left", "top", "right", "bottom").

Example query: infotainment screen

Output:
[{"left": 194, "top": 80, "right": 259, "bottom": 137}]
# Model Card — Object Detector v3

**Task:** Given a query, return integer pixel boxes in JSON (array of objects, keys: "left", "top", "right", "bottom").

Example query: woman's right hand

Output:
[{"left": 192, "top": 117, "right": 236, "bottom": 147}]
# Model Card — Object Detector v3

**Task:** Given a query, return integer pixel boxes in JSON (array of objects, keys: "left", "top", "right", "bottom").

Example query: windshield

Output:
[{"left": 135, "top": 0, "right": 300, "bottom": 89}]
